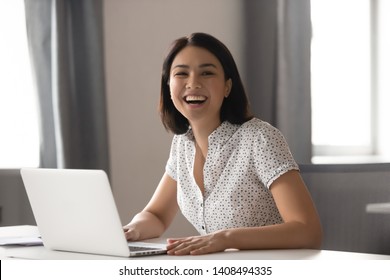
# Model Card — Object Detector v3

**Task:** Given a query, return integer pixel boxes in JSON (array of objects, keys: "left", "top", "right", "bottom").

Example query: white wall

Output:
[{"left": 103, "top": 0, "right": 245, "bottom": 237}]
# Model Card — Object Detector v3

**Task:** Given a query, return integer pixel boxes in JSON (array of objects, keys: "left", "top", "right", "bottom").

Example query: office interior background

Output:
[{"left": 0, "top": 0, "right": 389, "bottom": 249}]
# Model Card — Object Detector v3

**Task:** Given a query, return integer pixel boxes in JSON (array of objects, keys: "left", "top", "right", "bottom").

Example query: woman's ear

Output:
[{"left": 225, "top": 79, "right": 232, "bottom": 98}]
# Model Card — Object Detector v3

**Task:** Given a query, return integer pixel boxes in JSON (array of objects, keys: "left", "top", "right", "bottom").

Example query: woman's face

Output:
[{"left": 168, "top": 46, "right": 232, "bottom": 126}]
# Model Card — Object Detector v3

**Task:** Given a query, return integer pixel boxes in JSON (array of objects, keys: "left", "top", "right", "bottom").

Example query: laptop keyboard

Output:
[{"left": 128, "top": 245, "right": 162, "bottom": 252}]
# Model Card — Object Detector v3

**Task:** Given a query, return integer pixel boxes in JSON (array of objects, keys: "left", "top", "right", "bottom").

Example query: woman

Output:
[{"left": 124, "top": 32, "right": 322, "bottom": 255}]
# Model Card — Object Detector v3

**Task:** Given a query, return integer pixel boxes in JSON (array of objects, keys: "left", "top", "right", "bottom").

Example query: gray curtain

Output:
[
  {"left": 24, "top": 0, "right": 110, "bottom": 173},
  {"left": 244, "top": 0, "right": 312, "bottom": 164}
]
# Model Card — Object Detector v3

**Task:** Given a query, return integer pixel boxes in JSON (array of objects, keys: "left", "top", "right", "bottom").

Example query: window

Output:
[
  {"left": 376, "top": 0, "right": 390, "bottom": 160},
  {"left": 311, "top": 0, "right": 390, "bottom": 163},
  {"left": 0, "top": 1, "right": 40, "bottom": 168}
]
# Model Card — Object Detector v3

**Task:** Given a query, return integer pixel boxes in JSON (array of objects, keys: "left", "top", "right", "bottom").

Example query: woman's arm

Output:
[
  {"left": 123, "top": 172, "right": 179, "bottom": 241},
  {"left": 221, "top": 170, "right": 322, "bottom": 250},
  {"left": 166, "top": 170, "right": 322, "bottom": 255}
]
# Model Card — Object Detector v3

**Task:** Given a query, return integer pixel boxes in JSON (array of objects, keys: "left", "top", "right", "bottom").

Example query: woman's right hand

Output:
[
  {"left": 123, "top": 225, "right": 140, "bottom": 241},
  {"left": 122, "top": 173, "right": 178, "bottom": 242}
]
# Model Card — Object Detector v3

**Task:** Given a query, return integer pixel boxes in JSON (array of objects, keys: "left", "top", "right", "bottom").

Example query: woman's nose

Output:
[{"left": 186, "top": 75, "right": 202, "bottom": 89}]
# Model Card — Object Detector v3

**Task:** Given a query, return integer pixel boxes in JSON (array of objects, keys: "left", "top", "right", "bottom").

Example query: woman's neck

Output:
[{"left": 190, "top": 118, "right": 221, "bottom": 158}]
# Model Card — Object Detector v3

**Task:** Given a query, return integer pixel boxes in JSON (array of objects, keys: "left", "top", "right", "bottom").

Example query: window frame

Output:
[{"left": 310, "top": 0, "right": 388, "bottom": 164}]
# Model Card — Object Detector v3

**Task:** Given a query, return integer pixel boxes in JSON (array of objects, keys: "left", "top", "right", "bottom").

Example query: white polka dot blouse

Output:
[{"left": 165, "top": 118, "right": 299, "bottom": 235}]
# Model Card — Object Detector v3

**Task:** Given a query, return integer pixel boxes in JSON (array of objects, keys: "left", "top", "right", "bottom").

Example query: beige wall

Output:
[{"left": 103, "top": 0, "right": 245, "bottom": 237}]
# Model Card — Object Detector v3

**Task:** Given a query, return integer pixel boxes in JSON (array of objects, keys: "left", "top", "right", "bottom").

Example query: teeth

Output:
[{"left": 185, "top": 95, "right": 207, "bottom": 102}]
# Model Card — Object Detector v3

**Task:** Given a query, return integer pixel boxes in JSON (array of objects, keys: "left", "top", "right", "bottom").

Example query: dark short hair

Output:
[{"left": 159, "top": 32, "right": 253, "bottom": 134}]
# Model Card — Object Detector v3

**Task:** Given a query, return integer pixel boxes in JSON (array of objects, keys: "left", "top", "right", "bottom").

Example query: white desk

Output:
[
  {"left": 366, "top": 202, "right": 390, "bottom": 214},
  {"left": 1, "top": 225, "right": 390, "bottom": 260}
]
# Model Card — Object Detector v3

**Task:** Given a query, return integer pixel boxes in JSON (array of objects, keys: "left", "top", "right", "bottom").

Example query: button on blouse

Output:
[{"left": 165, "top": 118, "right": 299, "bottom": 235}]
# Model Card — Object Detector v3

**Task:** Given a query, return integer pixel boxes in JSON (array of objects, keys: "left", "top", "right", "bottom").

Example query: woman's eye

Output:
[
  {"left": 174, "top": 72, "right": 187, "bottom": 77},
  {"left": 202, "top": 71, "right": 214, "bottom": 76}
]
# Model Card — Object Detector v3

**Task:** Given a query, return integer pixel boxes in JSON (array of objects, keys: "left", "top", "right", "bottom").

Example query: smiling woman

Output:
[
  {"left": 0, "top": 0, "right": 40, "bottom": 168},
  {"left": 168, "top": 46, "right": 231, "bottom": 131},
  {"left": 160, "top": 33, "right": 252, "bottom": 136},
  {"left": 123, "top": 33, "right": 322, "bottom": 256}
]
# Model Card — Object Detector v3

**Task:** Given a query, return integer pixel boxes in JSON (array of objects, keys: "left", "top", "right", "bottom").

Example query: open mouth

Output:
[{"left": 184, "top": 95, "right": 207, "bottom": 105}]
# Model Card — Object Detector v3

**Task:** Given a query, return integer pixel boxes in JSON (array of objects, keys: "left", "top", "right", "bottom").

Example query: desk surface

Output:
[{"left": 1, "top": 225, "right": 390, "bottom": 260}]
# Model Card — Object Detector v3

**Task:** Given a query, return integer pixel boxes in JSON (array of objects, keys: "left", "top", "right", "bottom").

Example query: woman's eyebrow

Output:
[
  {"left": 172, "top": 64, "right": 189, "bottom": 69},
  {"left": 172, "top": 63, "right": 217, "bottom": 69},
  {"left": 199, "top": 63, "right": 217, "bottom": 68}
]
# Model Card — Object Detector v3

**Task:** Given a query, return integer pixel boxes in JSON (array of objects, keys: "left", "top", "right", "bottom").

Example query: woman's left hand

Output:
[{"left": 166, "top": 230, "right": 229, "bottom": 255}]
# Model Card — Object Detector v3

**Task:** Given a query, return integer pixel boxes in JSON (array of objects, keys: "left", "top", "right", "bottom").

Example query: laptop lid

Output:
[{"left": 20, "top": 168, "right": 166, "bottom": 257}]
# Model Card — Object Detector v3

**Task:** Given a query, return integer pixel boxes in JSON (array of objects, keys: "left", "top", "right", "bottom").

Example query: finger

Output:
[
  {"left": 189, "top": 245, "right": 211, "bottom": 255},
  {"left": 166, "top": 237, "right": 198, "bottom": 250},
  {"left": 167, "top": 239, "right": 205, "bottom": 255},
  {"left": 166, "top": 237, "right": 187, "bottom": 244},
  {"left": 124, "top": 229, "right": 140, "bottom": 241},
  {"left": 166, "top": 239, "right": 188, "bottom": 252},
  {"left": 168, "top": 244, "right": 194, "bottom": 255}
]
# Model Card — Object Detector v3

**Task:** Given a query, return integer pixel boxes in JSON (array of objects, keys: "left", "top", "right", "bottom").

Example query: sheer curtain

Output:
[
  {"left": 24, "top": 0, "right": 110, "bottom": 173},
  {"left": 243, "top": 0, "right": 312, "bottom": 164}
]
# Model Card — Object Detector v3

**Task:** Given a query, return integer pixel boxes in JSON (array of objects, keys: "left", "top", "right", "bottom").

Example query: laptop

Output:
[{"left": 20, "top": 168, "right": 167, "bottom": 257}]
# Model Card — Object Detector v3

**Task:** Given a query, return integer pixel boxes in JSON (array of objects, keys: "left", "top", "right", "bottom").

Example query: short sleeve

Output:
[
  {"left": 165, "top": 135, "right": 178, "bottom": 181},
  {"left": 253, "top": 122, "right": 299, "bottom": 189}
]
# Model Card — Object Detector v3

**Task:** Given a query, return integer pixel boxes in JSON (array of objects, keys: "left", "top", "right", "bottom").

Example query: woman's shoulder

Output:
[
  {"left": 240, "top": 117, "right": 281, "bottom": 135},
  {"left": 171, "top": 129, "right": 194, "bottom": 147},
  {"left": 236, "top": 118, "right": 289, "bottom": 147}
]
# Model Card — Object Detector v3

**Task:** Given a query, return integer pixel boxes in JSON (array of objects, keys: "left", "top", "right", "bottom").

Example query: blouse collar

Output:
[{"left": 183, "top": 121, "right": 240, "bottom": 147}]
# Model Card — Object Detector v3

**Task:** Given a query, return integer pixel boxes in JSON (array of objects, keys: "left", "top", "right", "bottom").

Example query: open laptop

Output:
[{"left": 20, "top": 168, "right": 167, "bottom": 257}]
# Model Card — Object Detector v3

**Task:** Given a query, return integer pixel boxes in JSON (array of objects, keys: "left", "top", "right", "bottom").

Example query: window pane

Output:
[
  {"left": 0, "top": 1, "right": 40, "bottom": 168},
  {"left": 377, "top": 0, "right": 390, "bottom": 158},
  {"left": 311, "top": 0, "right": 371, "bottom": 149}
]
